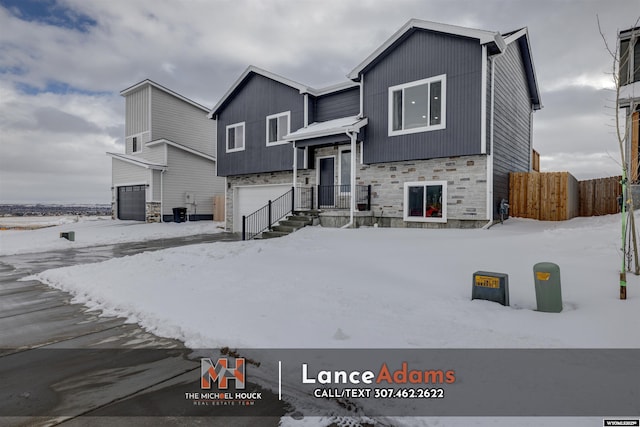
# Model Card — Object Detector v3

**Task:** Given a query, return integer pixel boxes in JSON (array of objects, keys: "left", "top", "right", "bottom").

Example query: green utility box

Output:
[
  {"left": 60, "top": 231, "right": 75, "bottom": 241},
  {"left": 533, "top": 262, "right": 562, "bottom": 313}
]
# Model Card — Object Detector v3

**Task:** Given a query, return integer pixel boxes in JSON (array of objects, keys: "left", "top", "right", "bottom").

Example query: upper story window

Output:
[
  {"left": 132, "top": 136, "right": 140, "bottom": 153},
  {"left": 266, "top": 111, "right": 290, "bottom": 146},
  {"left": 388, "top": 75, "right": 446, "bottom": 136},
  {"left": 620, "top": 31, "right": 639, "bottom": 86},
  {"left": 226, "top": 122, "right": 245, "bottom": 153}
]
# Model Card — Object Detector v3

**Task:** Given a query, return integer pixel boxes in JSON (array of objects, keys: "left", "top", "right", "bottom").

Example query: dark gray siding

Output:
[
  {"left": 492, "top": 40, "right": 532, "bottom": 213},
  {"left": 313, "top": 87, "right": 360, "bottom": 122},
  {"left": 216, "top": 74, "right": 304, "bottom": 176},
  {"left": 362, "top": 29, "right": 483, "bottom": 164}
]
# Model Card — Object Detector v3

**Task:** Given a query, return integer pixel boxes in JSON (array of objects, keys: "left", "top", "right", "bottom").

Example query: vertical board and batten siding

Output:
[
  {"left": 111, "top": 158, "right": 149, "bottom": 187},
  {"left": 362, "top": 29, "right": 483, "bottom": 164},
  {"left": 125, "top": 86, "right": 150, "bottom": 137},
  {"left": 216, "top": 73, "right": 305, "bottom": 176},
  {"left": 313, "top": 87, "right": 360, "bottom": 122},
  {"left": 163, "top": 146, "right": 222, "bottom": 216},
  {"left": 492, "top": 39, "right": 533, "bottom": 215},
  {"left": 151, "top": 87, "right": 215, "bottom": 157}
]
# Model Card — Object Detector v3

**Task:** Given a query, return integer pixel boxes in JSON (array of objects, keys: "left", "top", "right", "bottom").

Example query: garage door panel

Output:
[
  {"left": 234, "top": 185, "right": 290, "bottom": 232},
  {"left": 118, "top": 185, "right": 146, "bottom": 221}
]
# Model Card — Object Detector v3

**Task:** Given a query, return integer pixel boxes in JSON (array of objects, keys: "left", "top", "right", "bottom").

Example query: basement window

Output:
[{"left": 403, "top": 181, "right": 447, "bottom": 223}]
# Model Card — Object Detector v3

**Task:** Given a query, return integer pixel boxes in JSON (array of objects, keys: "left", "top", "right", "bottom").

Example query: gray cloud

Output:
[{"left": 0, "top": 0, "right": 638, "bottom": 203}]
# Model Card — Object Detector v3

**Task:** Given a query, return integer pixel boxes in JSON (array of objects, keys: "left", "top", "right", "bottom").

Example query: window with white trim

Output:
[
  {"left": 403, "top": 181, "right": 447, "bottom": 223},
  {"left": 389, "top": 75, "right": 446, "bottom": 136},
  {"left": 266, "top": 111, "right": 290, "bottom": 146},
  {"left": 132, "top": 136, "right": 139, "bottom": 153},
  {"left": 226, "top": 122, "right": 245, "bottom": 152},
  {"left": 339, "top": 148, "right": 351, "bottom": 193}
]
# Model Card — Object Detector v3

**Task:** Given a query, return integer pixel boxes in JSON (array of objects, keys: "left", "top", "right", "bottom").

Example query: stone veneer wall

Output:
[
  {"left": 226, "top": 144, "right": 489, "bottom": 230},
  {"left": 145, "top": 202, "right": 161, "bottom": 223}
]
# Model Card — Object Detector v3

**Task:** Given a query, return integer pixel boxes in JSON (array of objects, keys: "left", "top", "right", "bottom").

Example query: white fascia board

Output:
[
  {"left": 209, "top": 65, "right": 310, "bottom": 118},
  {"left": 304, "top": 80, "right": 360, "bottom": 96},
  {"left": 347, "top": 19, "right": 503, "bottom": 80},
  {"left": 120, "top": 79, "right": 210, "bottom": 113},
  {"left": 146, "top": 139, "right": 217, "bottom": 162},
  {"left": 285, "top": 117, "right": 368, "bottom": 141},
  {"left": 106, "top": 152, "right": 167, "bottom": 170}
]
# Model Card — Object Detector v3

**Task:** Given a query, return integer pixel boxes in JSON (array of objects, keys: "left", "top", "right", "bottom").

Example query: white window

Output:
[
  {"left": 226, "top": 122, "right": 245, "bottom": 153},
  {"left": 132, "top": 136, "right": 139, "bottom": 153},
  {"left": 339, "top": 148, "right": 351, "bottom": 193},
  {"left": 266, "top": 111, "right": 290, "bottom": 146},
  {"left": 403, "top": 181, "right": 447, "bottom": 223},
  {"left": 389, "top": 75, "right": 446, "bottom": 136}
]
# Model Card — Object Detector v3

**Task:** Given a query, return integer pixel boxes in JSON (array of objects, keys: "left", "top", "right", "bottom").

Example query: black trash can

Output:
[{"left": 172, "top": 207, "right": 187, "bottom": 223}]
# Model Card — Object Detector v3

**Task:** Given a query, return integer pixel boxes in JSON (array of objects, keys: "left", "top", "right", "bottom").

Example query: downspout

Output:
[
  {"left": 160, "top": 169, "right": 166, "bottom": 223},
  {"left": 483, "top": 48, "right": 506, "bottom": 230},
  {"left": 341, "top": 130, "right": 357, "bottom": 229}
]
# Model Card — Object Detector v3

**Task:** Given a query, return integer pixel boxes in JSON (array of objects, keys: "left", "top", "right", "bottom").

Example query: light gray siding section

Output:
[
  {"left": 125, "top": 131, "right": 151, "bottom": 155},
  {"left": 313, "top": 87, "right": 360, "bottom": 122},
  {"left": 141, "top": 144, "right": 166, "bottom": 164},
  {"left": 163, "top": 146, "right": 223, "bottom": 216},
  {"left": 216, "top": 73, "right": 304, "bottom": 176},
  {"left": 492, "top": 40, "right": 532, "bottom": 213},
  {"left": 151, "top": 87, "right": 215, "bottom": 157},
  {"left": 362, "top": 29, "right": 483, "bottom": 164},
  {"left": 152, "top": 169, "right": 162, "bottom": 201},
  {"left": 112, "top": 158, "right": 149, "bottom": 186},
  {"left": 125, "top": 86, "right": 150, "bottom": 136}
]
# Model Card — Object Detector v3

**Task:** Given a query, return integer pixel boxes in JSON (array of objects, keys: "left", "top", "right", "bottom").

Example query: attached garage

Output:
[
  {"left": 118, "top": 185, "right": 146, "bottom": 221},
  {"left": 233, "top": 184, "right": 291, "bottom": 232}
]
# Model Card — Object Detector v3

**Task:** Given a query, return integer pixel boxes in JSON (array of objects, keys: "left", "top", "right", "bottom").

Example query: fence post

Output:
[
  {"left": 268, "top": 200, "right": 272, "bottom": 230},
  {"left": 367, "top": 185, "right": 372, "bottom": 210},
  {"left": 311, "top": 186, "right": 315, "bottom": 210},
  {"left": 291, "top": 187, "right": 295, "bottom": 214},
  {"left": 242, "top": 215, "right": 246, "bottom": 241}
]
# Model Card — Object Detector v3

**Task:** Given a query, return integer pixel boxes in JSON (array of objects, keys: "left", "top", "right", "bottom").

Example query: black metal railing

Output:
[
  {"left": 316, "top": 185, "right": 371, "bottom": 210},
  {"left": 241, "top": 184, "right": 371, "bottom": 240},
  {"left": 242, "top": 188, "right": 293, "bottom": 240}
]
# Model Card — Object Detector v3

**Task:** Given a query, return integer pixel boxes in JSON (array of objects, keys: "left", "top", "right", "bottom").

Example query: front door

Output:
[{"left": 318, "top": 157, "right": 335, "bottom": 207}]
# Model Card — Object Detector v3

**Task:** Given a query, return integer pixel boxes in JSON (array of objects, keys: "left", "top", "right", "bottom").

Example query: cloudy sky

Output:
[{"left": 0, "top": 0, "right": 637, "bottom": 204}]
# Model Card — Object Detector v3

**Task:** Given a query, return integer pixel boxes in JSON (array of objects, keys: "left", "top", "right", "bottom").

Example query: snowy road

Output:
[{"left": 0, "top": 234, "right": 287, "bottom": 426}]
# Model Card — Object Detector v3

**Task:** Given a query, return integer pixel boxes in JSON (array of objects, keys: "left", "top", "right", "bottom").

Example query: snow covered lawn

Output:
[
  {"left": 0, "top": 217, "right": 225, "bottom": 256},
  {"left": 30, "top": 214, "right": 640, "bottom": 349}
]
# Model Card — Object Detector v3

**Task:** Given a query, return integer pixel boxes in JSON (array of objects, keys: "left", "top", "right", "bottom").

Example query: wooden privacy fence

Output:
[{"left": 509, "top": 172, "right": 621, "bottom": 221}]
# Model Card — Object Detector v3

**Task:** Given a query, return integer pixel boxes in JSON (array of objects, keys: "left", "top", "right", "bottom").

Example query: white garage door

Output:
[{"left": 233, "top": 184, "right": 291, "bottom": 232}]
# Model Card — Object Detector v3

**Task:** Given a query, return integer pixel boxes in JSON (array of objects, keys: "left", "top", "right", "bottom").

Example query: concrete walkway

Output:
[{"left": 0, "top": 233, "right": 288, "bottom": 426}]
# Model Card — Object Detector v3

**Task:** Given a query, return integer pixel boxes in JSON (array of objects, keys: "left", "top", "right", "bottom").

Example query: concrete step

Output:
[
  {"left": 288, "top": 215, "right": 316, "bottom": 223},
  {"left": 272, "top": 224, "right": 298, "bottom": 233},
  {"left": 261, "top": 231, "right": 291, "bottom": 239},
  {"left": 293, "top": 209, "right": 321, "bottom": 217},
  {"left": 279, "top": 219, "right": 310, "bottom": 228}
]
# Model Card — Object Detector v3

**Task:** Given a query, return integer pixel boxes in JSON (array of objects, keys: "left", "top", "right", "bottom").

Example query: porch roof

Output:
[{"left": 285, "top": 115, "right": 368, "bottom": 142}]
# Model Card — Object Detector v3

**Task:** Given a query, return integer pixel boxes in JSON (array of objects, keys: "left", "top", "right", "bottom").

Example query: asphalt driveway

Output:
[{"left": 0, "top": 233, "right": 289, "bottom": 426}]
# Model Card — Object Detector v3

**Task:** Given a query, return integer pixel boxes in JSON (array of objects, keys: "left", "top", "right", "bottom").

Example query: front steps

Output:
[{"left": 259, "top": 210, "right": 320, "bottom": 239}]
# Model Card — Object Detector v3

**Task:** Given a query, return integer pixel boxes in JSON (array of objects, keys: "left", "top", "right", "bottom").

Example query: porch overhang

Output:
[{"left": 285, "top": 116, "right": 367, "bottom": 147}]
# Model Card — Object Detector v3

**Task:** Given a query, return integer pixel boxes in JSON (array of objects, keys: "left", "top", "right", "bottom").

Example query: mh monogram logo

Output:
[{"left": 201, "top": 357, "right": 246, "bottom": 390}]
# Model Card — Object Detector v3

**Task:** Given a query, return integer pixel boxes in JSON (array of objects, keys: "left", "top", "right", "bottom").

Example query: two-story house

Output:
[
  {"left": 210, "top": 19, "right": 542, "bottom": 233},
  {"left": 108, "top": 79, "right": 225, "bottom": 222}
]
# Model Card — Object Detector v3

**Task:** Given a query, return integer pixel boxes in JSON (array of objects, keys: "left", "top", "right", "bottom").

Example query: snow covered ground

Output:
[
  {"left": 7, "top": 214, "right": 640, "bottom": 426},
  {"left": 0, "top": 216, "right": 225, "bottom": 256}
]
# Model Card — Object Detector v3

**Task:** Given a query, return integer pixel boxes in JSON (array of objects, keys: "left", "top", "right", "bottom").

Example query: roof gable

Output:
[
  {"left": 503, "top": 28, "right": 542, "bottom": 110},
  {"left": 347, "top": 19, "right": 506, "bottom": 80},
  {"left": 120, "top": 79, "right": 210, "bottom": 113}
]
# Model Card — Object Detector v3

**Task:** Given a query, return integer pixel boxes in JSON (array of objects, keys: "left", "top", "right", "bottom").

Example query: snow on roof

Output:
[
  {"left": 106, "top": 152, "right": 167, "bottom": 170},
  {"left": 285, "top": 116, "right": 368, "bottom": 141}
]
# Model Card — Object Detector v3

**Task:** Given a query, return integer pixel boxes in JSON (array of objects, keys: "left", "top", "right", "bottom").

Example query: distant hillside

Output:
[{"left": 0, "top": 204, "right": 111, "bottom": 217}]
